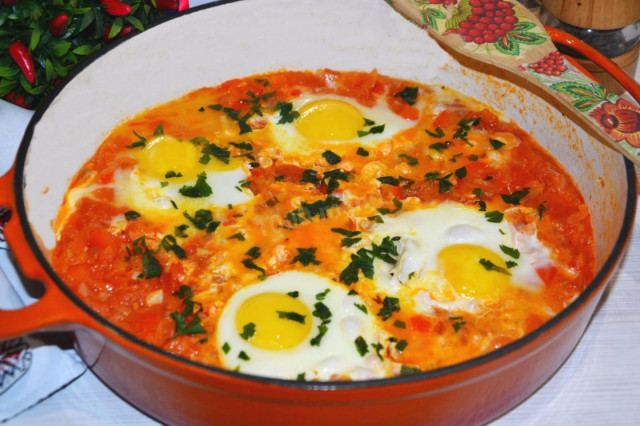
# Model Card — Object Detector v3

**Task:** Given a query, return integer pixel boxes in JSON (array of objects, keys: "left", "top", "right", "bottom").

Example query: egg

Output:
[
  {"left": 114, "top": 135, "right": 252, "bottom": 220},
  {"left": 215, "top": 271, "right": 395, "bottom": 380},
  {"left": 266, "top": 94, "right": 418, "bottom": 154},
  {"left": 367, "top": 202, "right": 552, "bottom": 314}
]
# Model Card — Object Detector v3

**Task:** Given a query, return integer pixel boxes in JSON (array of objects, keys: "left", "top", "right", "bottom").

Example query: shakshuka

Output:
[{"left": 52, "top": 70, "right": 594, "bottom": 381}]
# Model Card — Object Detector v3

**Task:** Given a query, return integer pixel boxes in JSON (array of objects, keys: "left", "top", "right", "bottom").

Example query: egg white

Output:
[
  {"left": 216, "top": 271, "right": 395, "bottom": 381},
  {"left": 367, "top": 202, "right": 552, "bottom": 313},
  {"left": 266, "top": 94, "right": 418, "bottom": 154}
]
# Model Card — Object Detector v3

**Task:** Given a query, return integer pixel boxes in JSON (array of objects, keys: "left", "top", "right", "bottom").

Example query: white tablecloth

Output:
[{"left": 2, "top": 1, "right": 639, "bottom": 423}]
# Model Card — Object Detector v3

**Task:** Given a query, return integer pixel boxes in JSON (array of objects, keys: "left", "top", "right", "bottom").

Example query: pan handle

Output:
[
  {"left": 547, "top": 27, "right": 640, "bottom": 103},
  {"left": 0, "top": 166, "right": 89, "bottom": 338}
]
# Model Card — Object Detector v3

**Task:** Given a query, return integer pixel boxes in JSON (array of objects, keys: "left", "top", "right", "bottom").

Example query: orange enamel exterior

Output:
[{"left": 0, "top": 8, "right": 638, "bottom": 426}]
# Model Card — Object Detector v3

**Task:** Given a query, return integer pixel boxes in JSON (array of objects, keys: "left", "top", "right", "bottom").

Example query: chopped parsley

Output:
[
  {"left": 398, "top": 153, "right": 419, "bottom": 166},
  {"left": 501, "top": 188, "right": 530, "bottom": 205},
  {"left": 322, "top": 150, "right": 342, "bottom": 165},
  {"left": 245, "top": 246, "right": 262, "bottom": 259},
  {"left": 538, "top": 202, "right": 548, "bottom": 220},
  {"left": 165, "top": 170, "right": 182, "bottom": 179},
  {"left": 339, "top": 236, "right": 399, "bottom": 285},
  {"left": 331, "top": 227, "right": 362, "bottom": 247},
  {"left": 287, "top": 291, "right": 300, "bottom": 298},
  {"left": 153, "top": 123, "right": 164, "bottom": 136},
  {"left": 310, "top": 301, "right": 332, "bottom": 346},
  {"left": 183, "top": 209, "right": 220, "bottom": 233},
  {"left": 170, "top": 285, "right": 206, "bottom": 338},
  {"left": 301, "top": 169, "right": 319, "bottom": 184},
  {"left": 285, "top": 195, "right": 342, "bottom": 226},
  {"left": 484, "top": 210, "right": 504, "bottom": 223},
  {"left": 275, "top": 101, "right": 300, "bottom": 124},
  {"left": 240, "top": 322, "right": 256, "bottom": 340},
  {"left": 425, "top": 126, "right": 445, "bottom": 138},
  {"left": 126, "top": 236, "right": 162, "bottom": 279},
  {"left": 358, "top": 121, "right": 386, "bottom": 137},
  {"left": 124, "top": 210, "right": 140, "bottom": 221},
  {"left": 354, "top": 336, "right": 369, "bottom": 356},
  {"left": 316, "top": 289, "right": 330, "bottom": 301},
  {"left": 125, "top": 131, "right": 147, "bottom": 149},
  {"left": 208, "top": 104, "right": 252, "bottom": 134},
  {"left": 241, "top": 258, "right": 266, "bottom": 278},
  {"left": 179, "top": 172, "right": 213, "bottom": 198},
  {"left": 479, "top": 258, "right": 512, "bottom": 276},
  {"left": 222, "top": 342, "right": 231, "bottom": 354},
  {"left": 356, "top": 147, "right": 370, "bottom": 156},
  {"left": 277, "top": 311, "right": 306, "bottom": 324},
  {"left": 354, "top": 303, "right": 368, "bottom": 314},
  {"left": 454, "top": 166, "right": 467, "bottom": 179},
  {"left": 499, "top": 244, "right": 520, "bottom": 259},
  {"left": 429, "top": 141, "right": 452, "bottom": 153},
  {"left": 490, "top": 138, "right": 506, "bottom": 150},
  {"left": 393, "top": 320, "right": 406, "bottom": 329},
  {"left": 238, "top": 351, "right": 250, "bottom": 361},
  {"left": 449, "top": 316, "right": 466, "bottom": 332},
  {"left": 394, "top": 86, "right": 418, "bottom": 105},
  {"left": 424, "top": 171, "right": 454, "bottom": 193},
  {"left": 400, "top": 365, "right": 421, "bottom": 375},
  {"left": 453, "top": 117, "right": 481, "bottom": 144},
  {"left": 158, "top": 235, "right": 187, "bottom": 259},
  {"left": 395, "top": 339, "right": 408, "bottom": 352},
  {"left": 377, "top": 296, "right": 400, "bottom": 321},
  {"left": 378, "top": 198, "right": 403, "bottom": 215},
  {"left": 228, "top": 232, "right": 246, "bottom": 241},
  {"left": 291, "top": 248, "right": 321, "bottom": 266},
  {"left": 377, "top": 176, "right": 400, "bottom": 186}
]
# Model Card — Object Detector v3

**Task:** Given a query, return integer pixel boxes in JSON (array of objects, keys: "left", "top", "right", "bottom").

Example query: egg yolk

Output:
[
  {"left": 295, "top": 99, "right": 364, "bottom": 140},
  {"left": 235, "top": 292, "right": 312, "bottom": 350},
  {"left": 438, "top": 244, "right": 510, "bottom": 300},
  {"left": 138, "top": 136, "right": 201, "bottom": 181}
]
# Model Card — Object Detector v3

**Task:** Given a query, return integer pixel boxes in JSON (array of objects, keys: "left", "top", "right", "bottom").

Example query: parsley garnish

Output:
[
  {"left": 238, "top": 351, "right": 250, "bottom": 361},
  {"left": 287, "top": 291, "right": 299, "bottom": 298},
  {"left": 240, "top": 322, "right": 256, "bottom": 340},
  {"left": 454, "top": 166, "right": 467, "bottom": 179},
  {"left": 125, "top": 131, "right": 147, "bottom": 149},
  {"left": 357, "top": 147, "right": 370, "bottom": 156},
  {"left": 490, "top": 138, "right": 506, "bottom": 150},
  {"left": 358, "top": 121, "right": 386, "bottom": 137},
  {"left": 484, "top": 210, "right": 504, "bottom": 223},
  {"left": 291, "top": 248, "right": 321, "bottom": 266},
  {"left": 378, "top": 198, "right": 403, "bottom": 215},
  {"left": 229, "top": 232, "right": 245, "bottom": 241},
  {"left": 170, "top": 285, "right": 206, "bottom": 338},
  {"left": 331, "top": 227, "right": 362, "bottom": 247},
  {"left": 479, "top": 258, "right": 512, "bottom": 276},
  {"left": 153, "top": 123, "right": 164, "bottom": 136},
  {"left": 425, "top": 126, "right": 445, "bottom": 138},
  {"left": 339, "top": 236, "right": 399, "bottom": 285},
  {"left": 175, "top": 224, "right": 189, "bottom": 238},
  {"left": 208, "top": 104, "right": 252, "bottom": 134},
  {"left": 453, "top": 117, "right": 481, "bottom": 144},
  {"left": 275, "top": 101, "right": 300, "bottom": 124},
  {"left": 277, "top": 311, "right": 306, "bottom": 324},
  {"left": 124, "top": 210, "right": 140, "bottom": 221},
  {"left": 538, "top": 202, "right": 548, "bottom": 220},
  {"left": 183, "top": 209, "right": 220, "bottom": 233},
  {"left": 285, "top": 196, "right": 342, "bottom": 225},
  {"left": 158, "top": 235, "right": 187, "bottom": 259},
  {"left": 499, "top": 244, "right": 520, "bottom": 259},
  {"left": 501, "top": 188, "right": 530, "bottom": 205},
  {"left": 126, "top": 236, "right": 162, "bottom": 279},
  {"left": 322, "top": 169, "right": 352, "bottom": 194},
  {"left": 222, "top": 342, "right": 231, "bottom": 354},
  {"left": 179, "top": 173, "right": 212, "bottom": 198},
  {"left": 377, "top": 296, "right": 400, "bottom": 321},
  {"left": 377, "top": 176, "right": 400, "bottom": 186},
  {"left": 354, "top": 303, "right": 368, "bottom": 314},
  {"left": 354, "top": 336, "right": 369, "bottom": 356},
  {"left": 241, "top": 258, "right": 266, "bottom": 278},
  {"left": 429, "top": 141, "right": 452, "bottom": 153},
  {"left": 245, "top": 246, "right": 261, "bottom": 259},
  {"left": 398, "top": 153, "right": 419, "bottom": 166},
  {"left": 449, "top": 316, "right": 466, "bottom": 332},
  {"left": 394, "top": 86, "right": 418, "bottom": 105},
  {"left": 301, "top": 169, "right": 319, "bottom": 184},
  {"left": 165, "top": 171, "right": 183, "bottom": 179},
  {"left": 393, "top": 320, "right": 406, "bottom": 329},
  {"left": 316, "top": 289, "right": 330, "bottom": 301},
  {"left": 229, "top": 141, "right": 253, "bottom": 151},
  {"left": 396, "top": 339, "right": 408, "bottom": 352},
  {"left": 400, "top": 365, "right": 421, "bottom": 375},
  {"left": 310, "top": 302, "right": 332, "bottom": 346},
  {"left": 322, "top": 150, "right": 341, "bottom": 165}
]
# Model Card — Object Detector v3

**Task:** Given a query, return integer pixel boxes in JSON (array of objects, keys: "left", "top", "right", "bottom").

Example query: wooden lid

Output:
[{"left": 542, "top": 0, "right": 640, "bottom": 29}]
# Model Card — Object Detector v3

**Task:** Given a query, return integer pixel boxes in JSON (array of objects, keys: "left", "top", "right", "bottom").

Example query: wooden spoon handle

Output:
[{"left": 390, "top": 0, "right": 640, "bottom": 164}]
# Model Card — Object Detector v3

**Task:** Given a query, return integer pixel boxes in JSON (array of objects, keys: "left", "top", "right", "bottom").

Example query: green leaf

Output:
[
  {"left": 125, "top": 15, "right": 145, "bottom": 32},
  {"left": 0, "top": 65, "right": 18, "bottom": 79},
  {"left": 29, "top": 26, "right": 42, "bottom": 51},
  {"left": 108, "top": 17, "right": 124, "bottom": 39},
  {"left": 79, "top": 9, "right": 95, "bottom": 32},
  {"left": 51, "top": 40, "right": 72, "bottom": 58},
  {"left": 44, "top": 59, "right": 54, "bottom": 82},
  {"left": 421, "top": 8, "right": 446, "bottom": 31},
  {"left": 72, "top": 44, "right": 94, "bottom": 56}
]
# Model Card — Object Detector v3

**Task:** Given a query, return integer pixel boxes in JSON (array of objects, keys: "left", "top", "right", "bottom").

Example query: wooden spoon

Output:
[{"left": 389, "top": 0, "right": 640, "bottom": 165}]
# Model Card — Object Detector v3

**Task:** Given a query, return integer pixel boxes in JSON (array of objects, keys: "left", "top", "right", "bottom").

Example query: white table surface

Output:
[{"left": 3, "top": 2, "right": 640, "bottom": 424}]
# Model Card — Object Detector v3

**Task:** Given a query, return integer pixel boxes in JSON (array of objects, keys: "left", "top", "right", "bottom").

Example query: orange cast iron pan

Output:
[{"left": 0, "top": 0, "right": 637, "bottom": 424}]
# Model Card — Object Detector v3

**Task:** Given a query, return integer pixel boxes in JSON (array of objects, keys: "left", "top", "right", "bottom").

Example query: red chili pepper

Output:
[
  {"left": 8, "top": 41, "right": 35, "bottom": 84},
  {"left": 155, "top": 0, "right": 189, "bottom": 11},
  {"left": 103, "top": 25, "right": 133, "bottom": 41},
  {"left": 101, "top": 0, "right": 132, "bottom": 16},
  {"left": 1, "top": 0, "right": 20, "bottom": 5},
  {"left": 4, "top": 91, "right": 28, "bottom": 108},
  {"left": 48, "top": 14, "right": 69, "bottom": 37}
]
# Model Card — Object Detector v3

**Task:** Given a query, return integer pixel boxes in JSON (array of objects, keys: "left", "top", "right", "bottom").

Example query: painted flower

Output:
[{"left": 590, "top": 98, "right": 640, "bottom": 147}]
